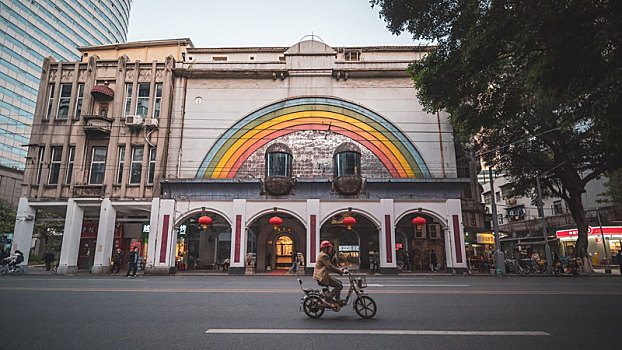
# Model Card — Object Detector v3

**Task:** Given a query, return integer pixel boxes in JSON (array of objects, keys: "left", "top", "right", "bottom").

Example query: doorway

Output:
[{"left": 275, "top": 235, "right": 294, "bottom": 269}]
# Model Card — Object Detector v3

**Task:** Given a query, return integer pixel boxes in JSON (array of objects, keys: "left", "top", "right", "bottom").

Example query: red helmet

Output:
[{"left": 320, "top": 240, "right": 333, "bottom": 249}]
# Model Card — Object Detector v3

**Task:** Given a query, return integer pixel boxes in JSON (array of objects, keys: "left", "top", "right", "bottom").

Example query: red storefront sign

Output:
[
  {"left": 556, "top": 226, "right": 622, "bottom": 238},
  {"left": 80, "top": 222, "right": 123, "bottom": 239}
]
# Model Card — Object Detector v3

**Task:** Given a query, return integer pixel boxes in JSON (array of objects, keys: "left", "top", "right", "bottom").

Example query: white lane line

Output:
[
  {"left": 367, "top": 284, "right": 470, "bottom": 287},
  {"left": 6, "top": 278, "right": 146, "bottom": 282},
  {"left": 205, "top": 329, "right": 550, "bottom": 336}
]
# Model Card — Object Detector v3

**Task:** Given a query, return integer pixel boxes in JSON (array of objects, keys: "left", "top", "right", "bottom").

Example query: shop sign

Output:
[
  {"left": 556, "top": 226, "right": 622, "bottom": 238},
  {"left": 477, "top": 233, "right": 495, "bottom": 244},
  {"left": 339, "top": 245, "right": 359, "bottom": 252},
  {"left": 80, "top": 222, "right": 123, "bottom": 239},
  {"left": 142, "top": 222, "right": 150, "bottom": 239}
]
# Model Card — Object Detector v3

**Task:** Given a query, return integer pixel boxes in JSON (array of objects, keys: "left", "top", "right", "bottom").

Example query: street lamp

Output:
[{"left": 596, "top": 208, "right": 612, "bottom": 274}]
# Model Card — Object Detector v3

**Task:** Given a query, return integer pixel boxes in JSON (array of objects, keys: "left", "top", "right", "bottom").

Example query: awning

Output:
[{"left": 91, "top": 85, "right": 114, "bottom": 100}]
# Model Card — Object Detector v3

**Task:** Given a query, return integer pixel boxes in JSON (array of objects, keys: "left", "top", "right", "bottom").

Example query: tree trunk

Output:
[{"left": 565, "top": 189, "right": 593, "bottom": 273}]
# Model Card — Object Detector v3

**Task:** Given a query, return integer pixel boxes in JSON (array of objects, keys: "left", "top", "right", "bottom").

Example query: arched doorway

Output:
[
  {"left": 320, "top": 212, "right": 379, "bottom": 271},
  {"left": 248, "top": 212, "right": 306, "bottom": 272},
  {"left": 175, "top": 212, "right": 231, "bottom": 271},
  {"left": 395, "top": 213, "right": 446, "bottom": 271}
]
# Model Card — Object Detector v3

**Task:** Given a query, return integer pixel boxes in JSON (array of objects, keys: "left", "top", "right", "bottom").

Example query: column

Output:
[
  {"left": 229, "top": 199, "right": 246, "bottom": 275},
  {"left": 445, "top": 198, "right": 467, "bottom": 273},
  {"left": 11, "top": 198, "right": 36, "bottom": 271},
  {"left": 379, "top": 199, "right": 397, "bottom": 273},
  {"left": 145, "top": 198, "right": 160, "bottom": 270},
  {"left": 92, "top": 199, "right": 116, "bottom": 274},
  {"left": 305, "top": 199, "right": 320, "bottom": 275},
  {"left": 146, "top": 199, "right": 175, "bottom": 274},
  {"left": 57, "top": 199, "right": 84, "bottom": 274}
]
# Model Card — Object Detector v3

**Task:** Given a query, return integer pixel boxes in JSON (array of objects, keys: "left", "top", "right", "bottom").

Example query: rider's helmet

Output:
[{"left": 320, "top": 240, "right": 333, "bottom": 249}]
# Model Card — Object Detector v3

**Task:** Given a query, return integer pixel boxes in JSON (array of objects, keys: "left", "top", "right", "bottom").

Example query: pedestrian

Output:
[
  {"left": 430, "top": 251, "right": 438, "bottom": 271},
  {"left": 125, "top": 246, "right": 139, "bottom": 278},
  {"left": 111, "top": 247, "right": 122, "bottom": 274},
  {"left": 616, "top": 250, "right": 622, "bottom": 274},
  {"left": 370, "top": 254, "right": 378, "bottom": 274},
  {"left": 44, "top": 251, "right": 55, "bottom": 271},
  {"left": 223, "top": 257, "right": 230, "bottom": 271},
  {"left": 403, "top": 252, "right": 410, "bottom": 271},
  {"left": 287, "top": 251, "right": 298, "bottom": 273}
]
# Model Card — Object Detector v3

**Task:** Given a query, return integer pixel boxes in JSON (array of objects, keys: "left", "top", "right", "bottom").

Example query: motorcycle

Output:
[
  {"left": 0, "top": 260, "right": 24, "bottom": 276},
  {"left": 298, "top": 270, "right": 377, "bottom": 319}
]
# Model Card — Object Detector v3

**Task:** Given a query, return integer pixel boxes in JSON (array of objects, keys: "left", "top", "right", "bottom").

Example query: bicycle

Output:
[
  {"left": 0, "top": 263, "right": 24, "bottom": 276},
  {"left": 298, "top": 270, "right": 377, "bottom": 319}
]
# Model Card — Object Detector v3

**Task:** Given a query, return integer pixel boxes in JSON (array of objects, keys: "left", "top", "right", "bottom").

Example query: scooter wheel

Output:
[
  {"left": 303, "top": 296, "right": 325, "bottom": 318},
  {"left": 354, "top": 296, "right": 377, "bottom": 319}
]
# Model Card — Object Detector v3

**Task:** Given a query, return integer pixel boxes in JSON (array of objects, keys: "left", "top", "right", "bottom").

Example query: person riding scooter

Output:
[{"left": 313, "top": 241, "right": 346, "bottom": 306}]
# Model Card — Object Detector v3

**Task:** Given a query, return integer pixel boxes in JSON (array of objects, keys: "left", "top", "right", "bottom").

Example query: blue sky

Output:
[{"left": 127, "top": 0, "right": 425, "bottom": 47}]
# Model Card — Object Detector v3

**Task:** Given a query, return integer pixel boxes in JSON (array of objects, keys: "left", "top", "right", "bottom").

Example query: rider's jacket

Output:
[{"left": 313, "top": 251, "right": 342, "bottom": 285}]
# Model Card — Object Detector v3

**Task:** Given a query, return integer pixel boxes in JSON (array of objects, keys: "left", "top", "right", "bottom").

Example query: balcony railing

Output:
[{"left": 83, "top": 115, "right": 114, "bottom": 135}]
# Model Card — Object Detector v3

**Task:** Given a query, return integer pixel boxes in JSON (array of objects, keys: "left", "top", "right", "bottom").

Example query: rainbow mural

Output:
[{"left": 197, "top": 97, "right": 430, "bottom": 179}]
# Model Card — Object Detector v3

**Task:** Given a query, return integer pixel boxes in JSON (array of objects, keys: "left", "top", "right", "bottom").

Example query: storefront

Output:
[{"left": 557, "top": 226, "right": 622, "bottom": 265}]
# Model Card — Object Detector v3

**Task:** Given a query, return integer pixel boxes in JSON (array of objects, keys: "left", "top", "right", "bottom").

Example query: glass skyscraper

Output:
[{"left": 0, "top": 0, "right": 132, "bottom": 170}]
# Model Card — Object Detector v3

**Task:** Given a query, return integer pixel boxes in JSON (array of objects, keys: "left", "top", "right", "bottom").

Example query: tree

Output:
[
  {"left": 372, "top": 0, "right": 622, "bottom": 269},
  {"left": 0, "top": 199, "right": 16, "bottom": 234}
]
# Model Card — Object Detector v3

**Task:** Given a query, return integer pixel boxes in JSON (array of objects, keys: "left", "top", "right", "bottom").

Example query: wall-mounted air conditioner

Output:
[
  {"left": 144, "top": 118, "right": 158, "bottom": 128},
  {"left": 124, "top": 115, "right": 144, "bottom": 126}
]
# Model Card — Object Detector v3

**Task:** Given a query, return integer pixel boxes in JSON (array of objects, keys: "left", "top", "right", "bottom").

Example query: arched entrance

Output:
[
  {"left": 175, "top": 212, "right": 231, "bottom": 271},
  {"left": 395, "top": 213, "right": 446, "bottom": 271},
  {"left": 320, "top": 212, "right": 379, "bottom": 271},
  {"left": 248, "top": 212, "right": 306, "bottom": 272}
]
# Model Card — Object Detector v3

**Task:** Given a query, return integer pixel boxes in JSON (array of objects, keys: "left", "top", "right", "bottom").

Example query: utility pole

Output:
[
  {"left": 489, "top": 169, "right": 505, "bottom": 274},
  {"left": 596, "top": 208, "right": 612, "bottom": 274},
  {"left": 535, "top": 177, "right": 553, "bottom": 274}
]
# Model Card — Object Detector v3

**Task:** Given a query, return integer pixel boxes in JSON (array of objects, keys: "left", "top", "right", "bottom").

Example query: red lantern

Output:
[
  {"left": 269, "top": 216, "right": 283, "bottom": 230},
  {"left": 412, "top": 217, "right": 426, "bottom": 230},
  {"left": 343, "top": 216, "right": 356, "bottom": 230},
  {"left": 198, "top": 216, "right": 212, "bottom": 229}
]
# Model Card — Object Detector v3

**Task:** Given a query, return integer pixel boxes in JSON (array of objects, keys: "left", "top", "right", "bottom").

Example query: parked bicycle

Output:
[{"left": 298, "top": 269, "right": 377, "bottom": 319}]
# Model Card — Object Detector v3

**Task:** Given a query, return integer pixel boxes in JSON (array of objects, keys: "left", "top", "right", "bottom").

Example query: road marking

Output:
[
  {"left": 205, "top": 329, "right": 550, "bottom": 336},
  {"left": 0, "top": 287, "right": 620, "bottom": 295},
  {"left": 367, "top": 284, "right": 470, "bottom": 287}
]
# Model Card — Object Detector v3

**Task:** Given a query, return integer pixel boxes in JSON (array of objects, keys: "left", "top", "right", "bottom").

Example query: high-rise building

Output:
[{"left": 0, "top": 0, "right": 133, "bottom": 172}]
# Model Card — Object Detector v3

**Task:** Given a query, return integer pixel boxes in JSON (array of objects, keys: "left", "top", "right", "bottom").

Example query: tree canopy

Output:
[{"left": 372, "top": 0, "right": 622, "bottom": 262}]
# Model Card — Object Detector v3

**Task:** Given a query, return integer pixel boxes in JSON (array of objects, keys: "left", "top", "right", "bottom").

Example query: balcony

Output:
[{"left": 83, "top": 115, "right": 114, "bottom": 135}]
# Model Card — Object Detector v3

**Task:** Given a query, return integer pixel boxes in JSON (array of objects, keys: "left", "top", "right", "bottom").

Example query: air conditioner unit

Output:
[
  {"left": 124, "top": 115, "right": 143, "bottom": 126},
  {"left": 144, "top": 118, "right": 158, "bottom": 128}
]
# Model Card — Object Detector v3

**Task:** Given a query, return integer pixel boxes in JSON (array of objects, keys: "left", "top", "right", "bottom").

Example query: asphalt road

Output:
[{"left": 0, "top": 274, "right": 620, "bottom": 350}]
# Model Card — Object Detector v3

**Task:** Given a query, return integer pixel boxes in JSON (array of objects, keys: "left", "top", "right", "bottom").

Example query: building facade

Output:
[
  {"left": 13, "top": 39, "right": 469, "bottom": 275},
  {"left": 0, "top": 0, "right": 132, "bottom": 174}
]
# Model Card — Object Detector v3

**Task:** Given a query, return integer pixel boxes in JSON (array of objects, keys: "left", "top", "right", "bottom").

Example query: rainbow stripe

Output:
[{"left": 197, "top": 97, "right": 430, "bottom": 179}]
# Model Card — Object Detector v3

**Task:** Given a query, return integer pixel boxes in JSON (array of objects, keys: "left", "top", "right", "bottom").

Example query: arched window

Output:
[
  {"left": 334, "top": 143, "right": 361, "bottom": 177},
  {"left": 265, "top": 143, "right": 292, "bottom": 178}
]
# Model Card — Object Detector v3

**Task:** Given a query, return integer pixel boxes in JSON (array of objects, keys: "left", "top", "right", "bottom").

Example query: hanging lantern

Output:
[
  {"left": 269, "top": 216, "right": 283, "bottom": 230},
  {"left": 343, "top": 216, "right": 356, "bottom": 230},
  {"left": 198, "top": 216, "right": 212, "bottom": 229},
  {"left": 412, "top": 217, "right": 426, "bottom": 230}
]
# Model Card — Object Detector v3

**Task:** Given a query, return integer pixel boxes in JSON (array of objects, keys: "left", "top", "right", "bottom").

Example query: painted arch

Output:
[{"left": 197, "top": 97, "right": 431, "bottom": 178}]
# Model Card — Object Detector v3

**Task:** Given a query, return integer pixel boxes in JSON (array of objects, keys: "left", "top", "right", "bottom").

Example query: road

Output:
[{"left": 0, "top": 274, "right": 620, "bottom": 349}]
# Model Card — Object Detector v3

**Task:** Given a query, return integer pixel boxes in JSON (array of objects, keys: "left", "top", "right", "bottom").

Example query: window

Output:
[
  {"left": 507, "top": 206, "right": 525, "bottom": 222},
  {"left": 48, "top": 146, "right": 63, "bottom": 184},
  {"left": 135, "top": 83, "right": 150, "bottom": 117},
  {"left": 334, "top": 152, "right": 361, "bottom": 177},
  {"left": 46, "top": 84, "right": 55, "bottom": 119},
  {"left": 415, "top": 225, "right": 426, "bottom": 239},
  {"left": 483, "top": 192, "right": 492, "bottom": 204},
  {"left": 553, "top": 200, "right": 563, "bottom": 215},
  {"left": 153, "top": 83, "right": 162, "bottom": 118},
  {"left": 74, "top": 83, "right": 84, "bottom": 119},
  {"left": 124, "top": 83, "right": 133, "bottom": 115},
  {"left": 266, "top": 152, "right": 292, "bottom": 177},
  {"left": 344, "top": 50, "right": 361, "bottom": 61},
  {"left": 36, "top": 146, "right": 45, "bottom": 184},
  {"left": 428, "top": 224, "right": 440, "bottom": 239},
  {"left": 116, "top": 146, "right": 125, "bottom": 184},
  {"left": 89, "top": 147, "right": 107, "bottom": 185},
  {"left": 148, "top": 147, "right": 156, "bottom": 184},
  {"left": 56, "top": 84, "right": 72, "bottom": 119},
  {"left": 130, "top": 146, "right": 143, "bottom": 184},
  {"left": 65, "top": 146, "right": 74, "bottom": 184}
]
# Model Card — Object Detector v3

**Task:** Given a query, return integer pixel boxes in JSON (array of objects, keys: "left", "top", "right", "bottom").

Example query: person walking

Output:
[
  {"left": 125, "top": 247, "right": 139, "bottom": 278},
  {"left": 616, "top": 250, "right": 622, "bottom": 274},
  {"left": 287, "top": 251, "right": 298, "bottom": 273},
  {"left": 430, "top": 251, "right": 438, "bottom": 272},
  {"left": 223, "top": 257, "right": 230, "bottom": 271},
  {"left": 44, "top": 251, "right": 55, "bottom": 271},
  {"left": 111, "top": 248, "right": 122, "bottom": 274}
]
